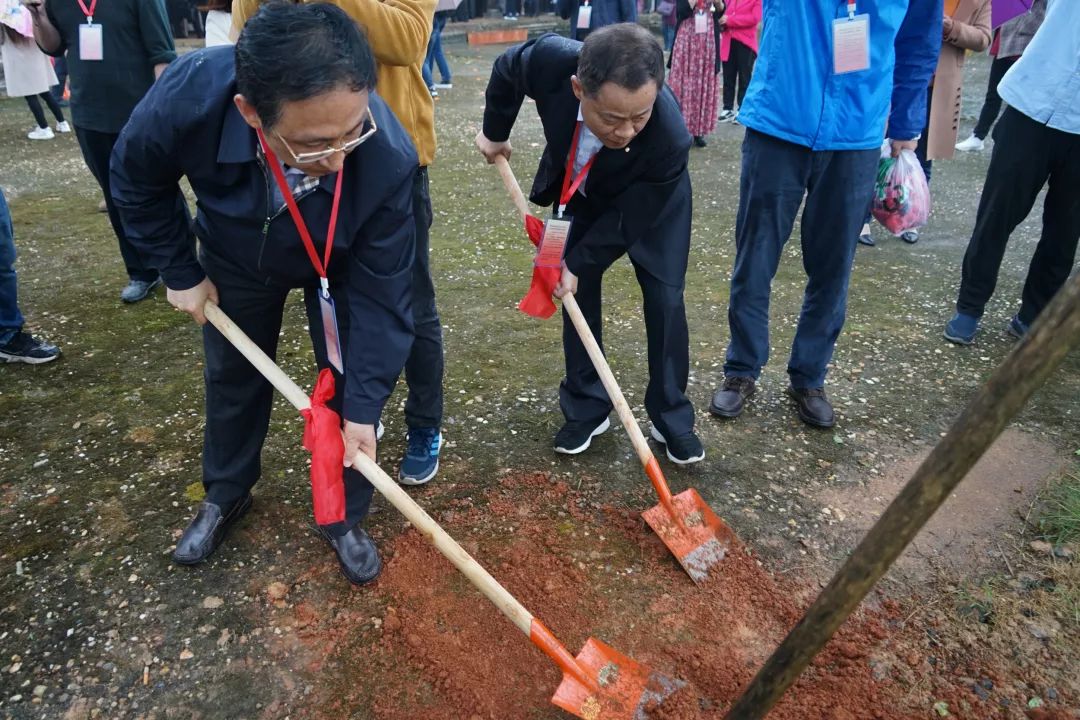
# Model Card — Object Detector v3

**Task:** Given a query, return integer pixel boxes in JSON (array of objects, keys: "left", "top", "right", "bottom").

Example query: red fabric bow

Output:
[
  {"left": 518, "top": 214, "right": 561, "bottom": 319},
  {"left": 300, "top": 369, "right": 346, "bottom": 526}
]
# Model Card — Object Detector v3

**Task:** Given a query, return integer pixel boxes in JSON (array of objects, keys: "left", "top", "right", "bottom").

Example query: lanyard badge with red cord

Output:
[{"left": 257, "top": 128, "right": 348, "bottom": 526}]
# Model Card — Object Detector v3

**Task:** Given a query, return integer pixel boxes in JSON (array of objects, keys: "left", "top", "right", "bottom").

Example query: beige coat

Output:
[{"left": 927, "top": 0, "right": 991, "bottom": 160}]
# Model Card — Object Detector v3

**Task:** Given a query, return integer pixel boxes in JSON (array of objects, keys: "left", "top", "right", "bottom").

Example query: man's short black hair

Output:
[
  {"left": 576, "top": 23, "right": 665, "bottom": 97},
  {"left": 235, "top": 1, "right": 377, "bottom": 128}
]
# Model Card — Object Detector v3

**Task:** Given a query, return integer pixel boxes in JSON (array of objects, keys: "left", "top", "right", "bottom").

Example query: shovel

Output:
[
  {"left": 202, "top": 300, "right": 684, "bottom": 720},
  {"left": 493, "top": 156, "right": 736, "bottom": 584}
]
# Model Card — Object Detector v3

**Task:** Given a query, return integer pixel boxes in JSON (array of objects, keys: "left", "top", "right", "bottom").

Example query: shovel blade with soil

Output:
[
  {"left": 551, "top": 637, "right": 685, "bottom": 720},
  {"left": 642, "top": 487, "right": 737, "bottom": 583}
]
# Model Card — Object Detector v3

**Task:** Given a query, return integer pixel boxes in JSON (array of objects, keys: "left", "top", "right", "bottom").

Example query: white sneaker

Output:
[
  {"left": 28, "top": 126, "right": 55, "bottom": 140},
  {"left": 56, "top": 121, "right": 71, "bottom": 133},
  {"left": 955, "top": 135, "right": 984, "bottom": 152},
  {"left": 434, "top": 82, "right": 453, "bottom": 90},
  {"left": 718, "top": 109, "right": 735, "bottom": 122}
]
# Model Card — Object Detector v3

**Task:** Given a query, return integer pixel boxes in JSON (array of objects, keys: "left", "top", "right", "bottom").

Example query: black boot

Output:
[{"left": 786, "top": 386, "right": 835, "bottom": 428}]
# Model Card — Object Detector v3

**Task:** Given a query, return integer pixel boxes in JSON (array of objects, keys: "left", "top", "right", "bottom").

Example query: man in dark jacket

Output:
[
  {"left": 476, "top": 25, "right": 703, "bottom": 465},
  {"left": 24, "top": 0, "right": 178, "bottom": 304},
  {"left": 111, "top": 3, "right": 417, "bottom": 585}
]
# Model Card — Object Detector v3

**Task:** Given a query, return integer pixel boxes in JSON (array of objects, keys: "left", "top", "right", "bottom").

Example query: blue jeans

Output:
[
  {"left": 725, "top": 130, "right": 879, "bottom": 389},
  {"left": 0, "top": 187, "right": 24, "bottom": 345},
  {"left": 662, "top": 23, "right": 676, "bottom": 52},
  {"left": 424, "top": 15, "right": 451, "bottom": 86}
]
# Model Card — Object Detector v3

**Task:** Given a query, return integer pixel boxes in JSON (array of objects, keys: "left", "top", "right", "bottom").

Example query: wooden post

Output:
[{"left": 725, "top": 272, "right": 1080, "bottom": 719}]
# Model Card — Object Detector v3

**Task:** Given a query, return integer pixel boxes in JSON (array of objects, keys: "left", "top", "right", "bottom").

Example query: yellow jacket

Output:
[{"left": 231, "top": 0, "right": 437, "bottom": 166}]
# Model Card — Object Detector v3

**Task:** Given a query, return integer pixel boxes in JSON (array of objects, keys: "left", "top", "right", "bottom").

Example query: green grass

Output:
[{"left": 1038, "top": 469, "right": 1080, "bottom": 545}]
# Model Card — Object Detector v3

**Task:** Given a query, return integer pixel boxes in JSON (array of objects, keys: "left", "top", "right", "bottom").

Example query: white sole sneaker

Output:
[
  {"left": 398, "top": 459, "right": 439, "bottom": 486},
  {"left": 554, "top": 417, "right": 611, "bottom": 455},
  {"left": 649, "top": 426, "right": 705, "bottom": 465}
]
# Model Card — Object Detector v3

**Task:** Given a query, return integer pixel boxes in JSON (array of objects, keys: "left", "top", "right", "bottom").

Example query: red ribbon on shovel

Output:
[
  {"left": 300, "top": 368, "right": 346, "bottom": 525},
  {"left": 518, "top": 214, "right": 560, "bottom": 319}
]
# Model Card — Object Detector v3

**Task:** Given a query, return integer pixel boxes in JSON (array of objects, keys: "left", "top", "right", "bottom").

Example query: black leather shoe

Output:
[
  {"left": 172, "top": 493, "right": 253, "bottom": 565},
  {"left": 786, "top": 386, "right": 835, "bottom": 428},
  {"left": 709, "top": 376, "right": 756, "bottom": 418},
  {"left": 317, "top": 524, "right": 382, "bottom": 586}
]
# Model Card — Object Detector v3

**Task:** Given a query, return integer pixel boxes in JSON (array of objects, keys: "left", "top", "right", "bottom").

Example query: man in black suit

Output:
[
  {"left": 476, "top": 24, "right": 703, "bottom": 464},
  {"left": 111, "top": 3, "right": 417, "bottom": 585}
]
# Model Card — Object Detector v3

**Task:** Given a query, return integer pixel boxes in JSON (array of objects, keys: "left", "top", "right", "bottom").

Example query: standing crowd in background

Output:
[{"left": 1, "top": 0, "right": 1077, "bottom": 596}]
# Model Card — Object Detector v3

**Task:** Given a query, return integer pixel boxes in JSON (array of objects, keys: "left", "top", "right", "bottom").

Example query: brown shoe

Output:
[
  {"left": 786, "top": 386, "right": 835, "bottom": 428},
  {"left": 709, "top": 376, "right": 756, "bottom": 418}
]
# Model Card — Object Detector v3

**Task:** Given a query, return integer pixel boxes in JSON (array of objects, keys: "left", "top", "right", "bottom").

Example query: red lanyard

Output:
[
  {"left": 77, "top": 0, "right": 98, "bottom": 21},
  {"left": 256, "top": 129, "right": 344, "bottom": 293},
  {"left": 558, "top": 121, "right": 597, "bottom": 217}
]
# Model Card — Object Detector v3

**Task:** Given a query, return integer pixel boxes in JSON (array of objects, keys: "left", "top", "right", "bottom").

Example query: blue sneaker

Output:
[
  {"left": 944, "top": 312, "right": 980, "bottom": 345},
  {"left": 399, "top": 427, "right": 441, "bottom": 485},
  {"left": 1007, "top": 315, "right": 1029, "bottom": 340}
]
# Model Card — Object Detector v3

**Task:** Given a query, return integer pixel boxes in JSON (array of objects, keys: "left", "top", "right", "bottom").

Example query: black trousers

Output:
[
  {"left": 560, "top": 258, "right": 694, "bottom": 439},
  {"left": 956, "top": 107, "right": 1080, "bottom": 325},
  {"left": 74, "top": 125, "right": 160, "bottom": 283},
  {"left": 200, "top": 245, "right": 373, "bottom": 538},
  {"left": 972, "top": 55, "right": 1018, "bottom": 141},
  {"left": 402, "top": 167, "right": 444, "bottom": 430},
  {"left": 25, "top": 92, "right": 65, "bottom": 129},
  {"left": 722, "top": 39, "right": 756, "bottom": 112}
]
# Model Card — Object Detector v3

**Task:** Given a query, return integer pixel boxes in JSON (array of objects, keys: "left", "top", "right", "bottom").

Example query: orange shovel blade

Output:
[
  {"left": 642, "top": 488, "right": 736, "bottom": 584},
  {"left": 551, "top": 637, "right": 685, "bottom": 720}
]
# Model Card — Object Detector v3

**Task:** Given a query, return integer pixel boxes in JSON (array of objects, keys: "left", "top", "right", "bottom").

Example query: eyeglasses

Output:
[{"left": 274, "top": 109, "right": 377, "bottom": 165}]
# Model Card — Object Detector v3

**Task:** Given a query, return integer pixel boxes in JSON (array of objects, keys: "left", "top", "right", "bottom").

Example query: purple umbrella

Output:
[{"left": 992, "top": 0, "right": 1033, "bottom": 28}]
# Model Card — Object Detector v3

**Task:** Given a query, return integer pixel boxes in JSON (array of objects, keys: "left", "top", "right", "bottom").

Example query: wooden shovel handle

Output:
[
  {"left": 494, "top": 155, "right": 531, "bottom": 221},
  {"left": 562, "top": 293, "right": 676, "bottom": 509},
  {"left": 202, "top": 300, "right": 599, "bottom": 692},
  {"left": 203, "top": 301, "right": 532, "bottom": 632}
]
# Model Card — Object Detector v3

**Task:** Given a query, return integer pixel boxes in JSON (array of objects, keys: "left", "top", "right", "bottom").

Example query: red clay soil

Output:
[{"left": 276, "top": 473, "right": 1071, "bottom": 719}]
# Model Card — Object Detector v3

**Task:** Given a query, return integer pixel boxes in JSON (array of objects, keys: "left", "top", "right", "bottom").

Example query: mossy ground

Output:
[{"left": 0, "top": 42, "right": 1077, "bottom": 718}]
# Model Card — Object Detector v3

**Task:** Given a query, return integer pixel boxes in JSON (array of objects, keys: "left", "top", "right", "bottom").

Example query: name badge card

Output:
[
  {"left": 694, "top": 11, "right": 708, "bottom": 33},
  {"left": 833, "top": 15, "right": 870, "bottom": 74},
  {"left": 576, "top": 3, "right": 592, "bottom": 29},
  {"left": 79, "top": 23, "right": 103, "bottom": 61},
  {"left": 318, "top": 290, "right": 345, "bottom": 375},
  {"left": 536, "top": 217, "right": 571, "bottom": 268}
]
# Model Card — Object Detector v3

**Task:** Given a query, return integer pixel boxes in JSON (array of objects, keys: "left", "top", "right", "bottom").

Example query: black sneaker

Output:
[
  {"left": 786, "top": 386, "right": 835, "bottom": 428},
  {"left": 649, "top": 426, "right": 705, "bottom": 465},
  {"left": 553, "top": 417, "right": 610, "bottom": 455},
  {"left": 0, "top": 331, "right": 60, "bottom": 364},
  {"left": 709, "top": 375, "right": 756, "bottom": 418}
]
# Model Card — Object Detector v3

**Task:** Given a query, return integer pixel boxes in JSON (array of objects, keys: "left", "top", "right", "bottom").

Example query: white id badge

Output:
[
  {"left": 536, "top": 217, "right": 572, "bottom": 268},
  {"left": 318, "top": 290, "right": 345, "bottom": 375},
  {"left": 832, "top": 15, "right": 870, "bottom": 74},
  {"left": 79, "top": 23, "right": 104, "bottom": 61},
  {"left": 576, "top": 4, "right": 592, "bottom": 29},
  {"left": 694, "top": 11, "right": 708, "bottom": 33}
]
